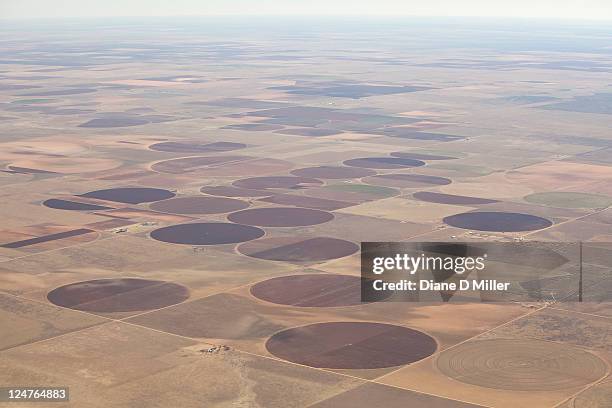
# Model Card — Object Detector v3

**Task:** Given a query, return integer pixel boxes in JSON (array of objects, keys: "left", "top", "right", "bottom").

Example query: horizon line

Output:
[{"left": 1, "top": 14, "right": 612, "bottom": 25}]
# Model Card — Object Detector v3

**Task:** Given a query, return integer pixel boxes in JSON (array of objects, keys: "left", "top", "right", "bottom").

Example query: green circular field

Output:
[{"left": 524, "top": 192, "right": 612, "bottom": 209}]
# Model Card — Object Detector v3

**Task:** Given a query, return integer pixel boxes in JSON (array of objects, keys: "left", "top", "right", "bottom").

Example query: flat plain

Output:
[{"left": 0, "top": 18, "right": 611, "bottom": 407}]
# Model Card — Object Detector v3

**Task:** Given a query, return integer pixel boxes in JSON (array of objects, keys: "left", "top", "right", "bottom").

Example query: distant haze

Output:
[{"left": 1, "top": 0, "right": 612, "bottom": 21}]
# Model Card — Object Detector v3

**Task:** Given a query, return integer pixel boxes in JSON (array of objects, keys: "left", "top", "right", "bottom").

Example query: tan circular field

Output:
[
  {"left": 436, "top": 338, "right": 608, "bottom": 391},
  {"left": 10, "top": 157, "right": 121, "bottom": 174}
]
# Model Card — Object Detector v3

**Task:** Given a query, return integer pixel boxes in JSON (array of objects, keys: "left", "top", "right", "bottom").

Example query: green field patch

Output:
[
  {"left": 325, "top": 183, "right": 398, "bottom": 197},
  {"left": 525, "top": 192, "right": 612, "bottom": 209},
  {"left": 12, "top": 98, "right": 55, "bottom": 104}
]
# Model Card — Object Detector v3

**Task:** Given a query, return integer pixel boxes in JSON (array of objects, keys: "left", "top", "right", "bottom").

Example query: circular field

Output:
[
  {"left": 238, "top": 236, "right": 359, "bottom": 263},
  {"left": 290, "top": 166, "right": 376, "bottom": 179},
  {"left": 524, "top": 192, "right": 612, "bottom": 209},
  {"left": 9, "top": 157, "right": 120, "bottom": 174},
  {"left": 188, "top": 158, "right": 293, "bottom": 177},
  {"left": 363, "top": 174, "right": 451, "bottom": 188},
  {"left": 443, "top": 211, "right": 552, "bottom": 232},
  {"left": 436, "top": 339, "right": 607, "bottom": 391},
  {"left": 233, "top": 176, "right": 323, "bottom": 190},
  {"left": 200, "top": 186, "right": 272, "bottom": 197},
  {"left": 343, "top": 157, "right": 425, "bottom": 169},
  {"left": 151, "top": 156, "right": 251, "bottom": 174},
  {"left": 43, "top": 199, "right": 113, "bottom": 211},
  {"left": 391, "top": 151, "right": 457, "bottom": 160},
  {"left": 150, "top": 222, "right": 264, "bottom": 245},
  {"left": 80, "top": 187, "right": 175, "bottom": 204},
  {"left": 227, "top": 207, "right": 333, "bottom": 227},
  {"left": 413, "top": 191, "right": 498, "bottom": 205},
  {"left": 251, "top": 274, "right": 364, "bottom": 307},
  {"left": 266, "top": 322, "right": 437, "bottom": 369},
  {"left": 47, "top": 278, "right": 189, "bottom": 313},
  {"left": 149, "top": 196, "right": 249, "bottom": 215},
  {"left": 149, "top": 141, "right": 246, "bottom": 153}
]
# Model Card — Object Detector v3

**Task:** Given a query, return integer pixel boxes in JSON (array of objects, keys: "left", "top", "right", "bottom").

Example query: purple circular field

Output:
[
  {"left": 291, "top": 166, "right": 376, "bottom": 179},
  {"left": 251, "top": 274, "right": 364, "bottom": 307},
  {"left": 238, "top": 236, "right": 359, "bottom": 263},
  {"left": 150, "top": 196, "right": 249, "bottom": 215},
  {"left": 200, "top": 186, "right": 272, "bottom": 197},
  {"left": 228, "top": 207, "right": 333, "bottom": 227},
  {"left": 150, "top": 222, "right": 264, "bottom": 245},
  {"left": 413, "top": 191, "right": 498, "bottom": 205},
  {"left": 79, "top": 187, "right": 175, "bottom": 204},
  {"left": 343, "top": 157, "right": 425, "bottom": 169},
  {"left": 443, "top": 211, "right": 553, "bottom": 232},
  {"left": 47, "top": 278, "right": 189, "bottom": 313},
  {"left": 43, "top": 198, "right": 114, "bottom": 211},
  {"left": 266, "top": 322, "right": 437, "bottom": 369}
]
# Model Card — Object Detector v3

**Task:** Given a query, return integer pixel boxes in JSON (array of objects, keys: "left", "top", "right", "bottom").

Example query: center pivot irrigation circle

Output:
[
  {"left": 149, "top": 141, "right": 246, "bottom": 153},
  {"left": 43, "top": 199, "right": 114, "bottom": 211},
  {"left": 266, "top": 322, "right": 437, "bottom": 369},
  {"left": 436, "top": 339, "right": 608, "bottom": 391},
  {"left": 150, "top": 222, "right": 264, "bottom": 245},
  {"left": 363, "top": 173, "right": 451, "bottom": 188},
  {"left": 149, "top": 196, "right": 249, "bottom": 215},
  {"left": 233, "top": 176, "right": 323, "bottom": 190},
  {"left": 79, "top": 187, "right": 175, "bottom": 204},
  {"left": 290, "top": 166, "right": 376, "bottom": 179},
  {"left": 251, "top": 274, "right": 365, "bottom": 307},
  {"left": 443, "top": 211, "right": 553, "bottom": 232},
  {"left": 343, "top": 157, "right": 425, "bottom": 169},
  {"left": 238, "top": 237, "right": 359, "bottom": 263},
  {"left": 47, "top": 278, "right": 190, "bottom": 313},
  {"left": 227, "top": 207, "right": 333, "bottom": 227}
]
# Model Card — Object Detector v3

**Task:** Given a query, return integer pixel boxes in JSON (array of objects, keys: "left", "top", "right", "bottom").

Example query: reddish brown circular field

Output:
[
  {"left": 343, "top": 157, "right": 425, "bottom": 169},
  {"left": 251, "top": 274, "right": 364, "bottom": 307},
  {"left": 391, "top": 151, "right": 457, "bottom": 160},
  {"left": 227, "top": 207, "right": 333, "bottom": 227},
  {"left": 443, "top": 211, "right": 553, "bottom": 232},
  {"left": 233, "top": 176, "right": 323, "bottom": 190},
  {"left": 47, "top": 278, "right": 189, "bottom": 313},
  {"left": 413, "top": 191, "right": 498, "bottom": 205},
  {"left": 43, "top": 198, "right": 113, "bottom": 211},
  {"left": 150, "top": 222, "right": 264, "bottom": 245},
  {"left": 79, "top": 187, "right": 175, "bottom": 204},
  {"left": 238, "top": 236, "right": 359, "bottom": 262},
  {"left": 149, "top": 196, "right": 249, "bottom": 215},
  {"left": 266, "top": 322, "right": 437, "bottom": 369},
  {"left": 200, "top": 186, "right": 272, "bottom": 197},
  {"left": 290, "top": 166, "right": 376, "bottom": 179},
  {"left": 363, "top": 173, "right": 451, "bottom": 188},
  {"left": 149, "top": 141, "right": 246, "bottom": 153}
]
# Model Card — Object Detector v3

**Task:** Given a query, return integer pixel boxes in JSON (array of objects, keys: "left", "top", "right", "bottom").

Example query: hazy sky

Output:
[{"left": 1, "top": 0, "right": 612, "bottom": 20}]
